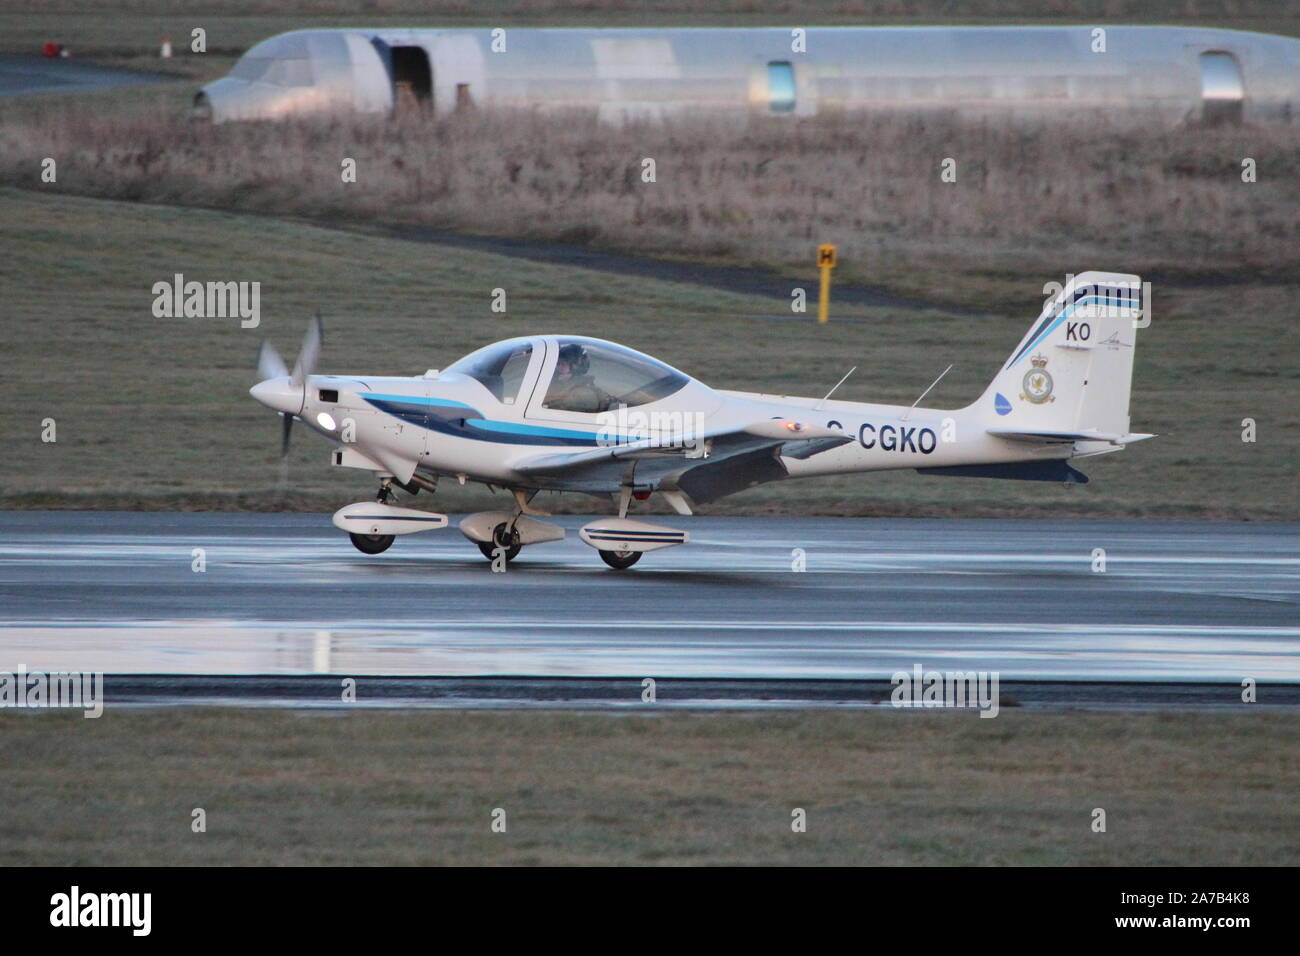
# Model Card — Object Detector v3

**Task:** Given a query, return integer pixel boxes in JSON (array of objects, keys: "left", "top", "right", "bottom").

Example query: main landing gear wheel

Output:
[
  {"left": 477, "top": 522, "right": 522, "bottom": 562},
  {"left": 349, "top": 532, "right": 394, "bottom": 555},
  {"left": 599, "top": 549, "right": 642, "bottom": 570}
]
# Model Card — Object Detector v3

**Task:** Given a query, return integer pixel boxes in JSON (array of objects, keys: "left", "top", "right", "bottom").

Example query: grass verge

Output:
[{"left": 0, "top": 707, "right": 1293, "bottom": 865}]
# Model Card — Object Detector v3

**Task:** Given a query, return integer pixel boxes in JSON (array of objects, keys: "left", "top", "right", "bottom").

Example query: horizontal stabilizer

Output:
[{"left": 988, "top": 428, "right": 1155, "bottom": 446}]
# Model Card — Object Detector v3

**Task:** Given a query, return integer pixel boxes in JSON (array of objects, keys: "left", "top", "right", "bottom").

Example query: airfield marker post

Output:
[{"left": 817, "top": 243, "right": 836, "bottom": 323}]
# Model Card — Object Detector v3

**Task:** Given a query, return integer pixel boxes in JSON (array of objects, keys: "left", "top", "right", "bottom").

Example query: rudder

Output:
[{"left": 977, "top": 271, "right": 1144, "bottom": 436}]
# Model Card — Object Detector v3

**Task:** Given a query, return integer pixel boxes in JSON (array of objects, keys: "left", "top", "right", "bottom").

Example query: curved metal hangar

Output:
[{"left": 195, "top": 26, "right": 1300, "bottom": 125}]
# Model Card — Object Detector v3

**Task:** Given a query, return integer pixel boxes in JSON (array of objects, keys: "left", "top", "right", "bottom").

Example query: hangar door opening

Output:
[
  {"left": 1199, "top": 51, "right": 1243, "bottom": 125},
  {"left": 390, "top": 45, "right": 432, "bottom": 111}
]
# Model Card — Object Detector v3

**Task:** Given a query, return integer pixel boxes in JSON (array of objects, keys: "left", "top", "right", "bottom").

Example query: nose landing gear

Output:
[{"left": 332, "top": 476, "right": 449, "bottom": 554}]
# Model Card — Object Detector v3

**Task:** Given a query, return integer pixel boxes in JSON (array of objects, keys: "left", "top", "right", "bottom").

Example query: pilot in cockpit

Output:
[{"left": 547, "top": 342, "right": 614, "bottom": 413}]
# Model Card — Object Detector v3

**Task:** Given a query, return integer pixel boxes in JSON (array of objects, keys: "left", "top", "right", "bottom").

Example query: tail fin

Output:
[{"left": 976, "top": 272, "right": 1148, "bottom": 443}]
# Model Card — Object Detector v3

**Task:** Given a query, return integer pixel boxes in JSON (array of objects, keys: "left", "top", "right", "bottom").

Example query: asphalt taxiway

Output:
[
  {"left": 1, "top": 513, "right": 1296, "bottom": 695},
  {"left": 0, "top": 55, "right": 175, "bottom": 97}
]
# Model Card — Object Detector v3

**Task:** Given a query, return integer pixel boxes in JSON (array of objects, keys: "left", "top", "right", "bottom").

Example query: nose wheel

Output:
[
  {"left": 349, "top": 532, "right": 395, "bottom": 554},
  {"left": 477, "top": 522, "right": 522, "bottom": 562}
]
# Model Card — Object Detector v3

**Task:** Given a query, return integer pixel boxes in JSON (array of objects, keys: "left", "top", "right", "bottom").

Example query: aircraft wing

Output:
[
  {"left": 514, "top": 419, "right": 851, "bottom": 478},
  {"left": 987, "top": 428, "right": 1156, "bottom": 446}
]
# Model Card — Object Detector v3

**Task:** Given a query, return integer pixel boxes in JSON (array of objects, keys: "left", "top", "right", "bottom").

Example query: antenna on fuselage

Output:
[
  {"left": 901, "top": 364, "right": 953, "bottom": 421},
  {"left": 814, "top": 366, "right": 857, "bottom": 410}
]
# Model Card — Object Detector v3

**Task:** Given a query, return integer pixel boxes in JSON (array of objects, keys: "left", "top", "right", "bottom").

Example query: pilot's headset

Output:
[{"left": 559, "top": 343, "right": 590, "bottom": 376}]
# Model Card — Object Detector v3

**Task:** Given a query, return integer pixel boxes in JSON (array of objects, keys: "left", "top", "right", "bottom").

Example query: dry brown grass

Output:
[{"left": 4, "top": 104, "right": 1297, "bottom": 301}]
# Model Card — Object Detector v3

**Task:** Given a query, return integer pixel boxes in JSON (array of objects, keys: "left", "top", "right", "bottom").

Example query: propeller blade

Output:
[
  {"left": 291, "top": 314, "right": 323, "bottom": 386},
  {"left": 257, "top": 341, "right": 288, "bottom": 381},
  {"left": 280, "top": 411, "right": 294, "bottom": 458},
  {"left": 277, "top": 412, "right": 293, "bottom": 495}
]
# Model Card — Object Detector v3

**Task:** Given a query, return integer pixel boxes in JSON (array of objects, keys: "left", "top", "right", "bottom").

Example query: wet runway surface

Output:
[{"left": 1, "top": 512, "right": 1297, "bottom": 684}]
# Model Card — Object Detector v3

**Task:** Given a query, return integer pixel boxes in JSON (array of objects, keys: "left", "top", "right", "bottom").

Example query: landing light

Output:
[
  {"left": 784, "top": 421, "right": 803, "bottom": 432},
  {"left": 316, "top": 412, "right": 337, "bottom": 431}
]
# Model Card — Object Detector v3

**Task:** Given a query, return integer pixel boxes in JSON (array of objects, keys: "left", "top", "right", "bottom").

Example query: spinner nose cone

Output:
[{"left": 249, "top": 376, "right": 303, "bottom": 416}]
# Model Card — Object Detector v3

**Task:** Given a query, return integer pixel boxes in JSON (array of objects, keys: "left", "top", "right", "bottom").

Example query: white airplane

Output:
[{"left": 250, "top": 271, "right": 1152, "bottom": 569}]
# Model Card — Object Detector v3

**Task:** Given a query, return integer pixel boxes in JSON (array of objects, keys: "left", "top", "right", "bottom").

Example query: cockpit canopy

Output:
[
  {"left": 230, "top": 33, "right": 321, "bottom": 87},
  {"left": 195, "top": 30, "right": 391, "bottom": 122},
  {"left": 444, "top": 336, "right": 692, "bottom": 412},
  {"left": 443, "top": 337, "right": 537, "bottom": 403}
]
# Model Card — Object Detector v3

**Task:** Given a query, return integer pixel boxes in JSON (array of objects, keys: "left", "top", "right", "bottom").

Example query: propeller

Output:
[
  {"left": 251, "top": 314, "right": 323, "bottom": 494},
  {"left": 257, "top": 340, "right": 288, "bottom": 380},
  {"left": 291, "top": 313, "right": 322, "bottom": 386}
]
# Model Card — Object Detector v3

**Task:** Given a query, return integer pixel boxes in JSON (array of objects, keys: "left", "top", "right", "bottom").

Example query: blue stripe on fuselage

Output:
[
  {"left": 359, "top": 393, "right": 602, "bottom": 446},
  {"left": 360, "top": 392, "right": 476, "bottom": 409},
  {"left": 467, "top": 418, "right": 601, "bottom": 442}
]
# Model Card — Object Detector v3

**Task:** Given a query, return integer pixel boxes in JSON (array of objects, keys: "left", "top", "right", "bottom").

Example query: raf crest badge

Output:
[{"left": 1021, "top": 353, "right": 1055, "bottom": 404}]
